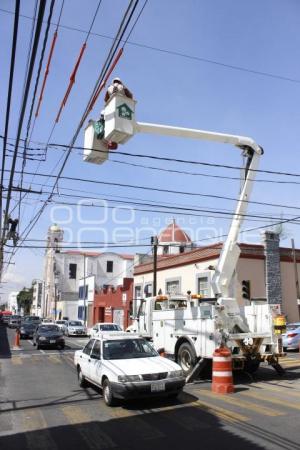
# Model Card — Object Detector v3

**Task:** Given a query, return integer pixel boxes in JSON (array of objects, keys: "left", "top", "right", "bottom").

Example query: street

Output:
[{"left": 0, "top": 324, "right": 300, "bottom": 450}]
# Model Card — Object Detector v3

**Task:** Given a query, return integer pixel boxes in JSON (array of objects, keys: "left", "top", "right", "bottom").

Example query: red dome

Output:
[{"left": 158, "top": 221, "right": 191, "bottom": 244}]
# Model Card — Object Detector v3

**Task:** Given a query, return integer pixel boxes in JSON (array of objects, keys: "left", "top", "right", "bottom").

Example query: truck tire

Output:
[
  {"left": 177, "top": 342, "right": 197, "bottom": 376},
  {"left": 244, "top": 358, "right": 260, "bottom": 374}
]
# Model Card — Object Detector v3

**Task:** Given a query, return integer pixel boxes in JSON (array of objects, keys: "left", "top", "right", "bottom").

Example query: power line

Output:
[
  {"left": 4, "top": 137, "right": 300, "bottom": 186},
  {"left": 3, "top": 0, "right": 144, "bottom": 273},
  {"left": 18, "top": 0, "right": 56, "bottom": 226},
  {"left": 0, "top": 0, "right": 46, "bottom": 278},
  {"left": 50, "top": 142, "right": 300, "bottom": 179},
  {"left": 7, "top": 168, "right": 300, "bottom": 212},
  {"left": 1, "top": 6, "right": 300, "bottom": 85},
  {"left": 0, "top": 0, "right": 20, "bottom": 245}
]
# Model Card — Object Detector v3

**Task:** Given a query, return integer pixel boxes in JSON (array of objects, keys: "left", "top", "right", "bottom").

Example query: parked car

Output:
[
  {"left": 2, "top": 312, "right": 12, "bottom": 325},
  {"left": 74, "top": 333, "right": 185, "bottom": 406},
  {"left": 22, "top": 316, "right": 41, "bottom": 325},
  {"left": 65, "top": 320, "right": 87, "bottom": 337},
  {"left": 19, "top": 321, "right": 39, "bottom": 339},
  {"left": 55, "top": 320, "right": 67, "bottom": 331},
  {"left": 33, "top": 324, "right": 65, "bottom": 349},
  {"left": 282, "top": 322, "right": 300, "bottom": 351},
  {"left": 8, "top": 315, "right": 22, "bottom": 328},
  {"left": 88, "top": 322, "right": 122, "bottom": 338},
  {"left": 42, "top": 318, "right": 54, "bottom": 324}
]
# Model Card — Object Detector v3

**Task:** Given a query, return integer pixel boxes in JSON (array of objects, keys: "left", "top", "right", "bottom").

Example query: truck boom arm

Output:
[{"left": 136, "top": 121, "right": 263, "bottom": 298}]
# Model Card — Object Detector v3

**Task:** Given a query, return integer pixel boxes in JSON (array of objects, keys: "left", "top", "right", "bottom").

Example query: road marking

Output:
[
  {"left": 22, "top": 409, "right": 57, "bottom": 450},
  {"left": 39, "top": 349, "right": 46, "bottom": 354},
  {"left": 48, "top": 355, "right": 62, "bottom": 364},
  {"left": 241, "top": 390, "right": 300, "bottom": 411},
  {"left": 198, "top": 390, "right": 285, "bottom": 417},
  {"left": 194, "top": 399, "right": 249, "bottom": 423},
  {"left": 61, "top": 406, "right": 116, "bottom": 449},
  {"left": 251, "top": 382, "right": 300, "bottom": 398},
  {"left": 11, "top": 356, "right": 22, "bottom": 365}
]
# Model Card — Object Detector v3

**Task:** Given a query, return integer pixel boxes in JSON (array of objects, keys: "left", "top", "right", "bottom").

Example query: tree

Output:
[{"left": 17, "top": 287, "right": 33, "bottom": 315}]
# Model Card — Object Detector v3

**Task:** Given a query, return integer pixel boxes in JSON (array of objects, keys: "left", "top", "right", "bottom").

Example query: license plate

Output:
[
  {"left": 50, "top": 340, "right": 56, "bottom": 343},
  {"left": 151, "top": 381, "right": 165, "bottom": 392}
]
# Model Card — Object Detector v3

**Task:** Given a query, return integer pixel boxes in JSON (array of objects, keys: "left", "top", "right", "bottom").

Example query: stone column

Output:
[{"left": 262, "top": 231, "right": 282, "bottom": 305}]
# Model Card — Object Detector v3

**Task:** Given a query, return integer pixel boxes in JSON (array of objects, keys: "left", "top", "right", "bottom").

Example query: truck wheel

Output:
[
  {"left": 178, "top": 342, "right": 197, "bottom": 376},
  {"left": 102, "top": 379, "right": 116, "bottom": 406},
  {"left": 244, "top": 359, "right": 260, "bottom": 374}
]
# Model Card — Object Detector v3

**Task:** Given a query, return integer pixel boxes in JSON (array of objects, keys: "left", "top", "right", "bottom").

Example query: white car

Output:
[
  {"left": 88, "top": 322, "right": 122, "bottom": 338},
  {"left": 74, "top": 332, "right": 185, "bottom": 406},
  {"left": 42, "top": 318, "right": 54, "bottom": 324},
  {"left": 65, "top": 320, "right": 87, "bottom": 337},
  {"left": 55, "top": 320, "right": 68, "bottom": 331}
]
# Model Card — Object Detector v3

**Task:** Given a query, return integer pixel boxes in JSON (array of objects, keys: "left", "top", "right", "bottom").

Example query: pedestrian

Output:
[
  {"left": 7, "top": 217, "right": 19, "bottom": 246},
  {"left": 104, "top": 77, "right": 133, "bottom": 103}
]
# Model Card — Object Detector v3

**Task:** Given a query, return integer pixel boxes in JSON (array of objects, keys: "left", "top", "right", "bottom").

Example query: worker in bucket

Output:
[
  {"left": 7, "top": 217, "right": 19, "bottom": 246},
  {"left": 95, "top": 110, "right": 118, "bottom": 150},
  {"left": 104, "top": 77, "right": 133, "bottom": 103}
]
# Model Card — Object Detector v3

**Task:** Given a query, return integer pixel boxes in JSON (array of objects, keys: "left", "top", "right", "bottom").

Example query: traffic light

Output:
[{"left": 241, "top": 280, "right": 251, "bottom": 300}]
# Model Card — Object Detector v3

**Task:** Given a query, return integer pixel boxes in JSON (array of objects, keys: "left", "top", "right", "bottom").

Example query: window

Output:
[
  {"left": 106, "top": 261, "right": 113, "bottom": 273},
  {"left": 78, "top": 306, "right": 86, "bottom": 320},
  {"left": 166, "top": 280, "right": 180, "bottom": 295},
  {"left": 163, "top": 246, "right": 169, "bottom": 255},
  {"left": 134, "top": 285, "right": 142, "bottom": 299},
  {"left": 69, "top": 263, "right": 77, "bottom": 279},
  {"left": 91, "top": 340, "right": 101, "bottom": 359},
  {"left": 79, "top": 285, "right": 88, "bottom": 299},
  {"left": 179, "top": 246, "right": 185, "bottom": 253},
  {"left": 144, "top": 283, "right": 152, "bottom": 298},
  {"left": 83, "top": 339, "right": 95, "bottom": 355},
  {"left": 197, "top": 276, "right": 209, "bottom": 297}
]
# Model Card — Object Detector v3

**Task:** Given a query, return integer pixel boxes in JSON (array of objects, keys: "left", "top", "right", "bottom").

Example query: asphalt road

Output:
[{"left": 1, "top": 324, "right": 300, "bottom": 450}]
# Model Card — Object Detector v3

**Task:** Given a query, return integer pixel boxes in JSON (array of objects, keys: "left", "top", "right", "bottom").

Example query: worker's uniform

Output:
[{"left": 105, "top": 82, "right": 133, "bottom": 103}]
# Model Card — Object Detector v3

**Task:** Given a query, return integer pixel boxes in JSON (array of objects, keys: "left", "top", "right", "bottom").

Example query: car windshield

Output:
[
  {"left": 56, "top": 321, "right": 65, "bottom": 324},
  {"left": 24, "top": 317, "right": 40, "bottom": 322},
  {"left": 69, "top": 321, "right": 82, "bottom": 326},
  {"left": 103, "top": 338, "right": 158, "bottom": 360},
  {"left": 286, "top": 324, "right": 300, "bottom": 331},
  {"left": 39, "top": 325, "right": 59, "bottom": 332},
  {"left": 99, "top": 324, "right": 122, "bottom": 331}
]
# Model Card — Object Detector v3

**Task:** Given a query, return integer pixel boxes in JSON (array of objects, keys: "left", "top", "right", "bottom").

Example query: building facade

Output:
[
  {"left": 134, "top": 237, "right": 300, "bottom": 323},
  {"left": 93, "top": 278, "right": 133, "bottom": 330},
  {"left": 31, "top": 280, "right": 44, "bottom": 317},
  {"left": 43, "top": 224, "right": 134, "bottom": 321},
  {"left": 8, "top": 291, "right": 18, "bottom": 313}
]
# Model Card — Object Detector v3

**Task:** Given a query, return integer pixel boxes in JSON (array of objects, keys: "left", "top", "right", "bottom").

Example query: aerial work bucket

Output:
[
  {"left": 104, "top": 93, "right": 136, "bottom": 144},
  {"left": 83, "top": 119, "right": 109, "bottom": 165}
]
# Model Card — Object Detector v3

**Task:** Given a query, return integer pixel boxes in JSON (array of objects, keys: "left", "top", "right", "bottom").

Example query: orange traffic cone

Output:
[
  {"left": 13, "top": 328, "right": 22, "bottom": 351},
  {"left": 212, "top": 346, "right": 234, "bottom": 394}
]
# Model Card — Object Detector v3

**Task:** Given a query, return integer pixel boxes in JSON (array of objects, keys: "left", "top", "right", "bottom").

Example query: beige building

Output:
[{"left": 134, "top": 224, "right": 300, "bottom": 323}]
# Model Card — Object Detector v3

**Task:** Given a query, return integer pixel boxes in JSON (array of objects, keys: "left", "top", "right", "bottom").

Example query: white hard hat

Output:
[{"left": 113, "top": 77, "right": 122, "bottom": 83}]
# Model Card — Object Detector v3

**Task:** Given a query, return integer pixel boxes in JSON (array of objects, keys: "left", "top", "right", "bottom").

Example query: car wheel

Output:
[
  {"left": 177, "top": 342, "right": 197, "bottom": 376},
  {"left": 78, "top": 367, "right": 88, "bottom": 388},
  {"left": 102, "top": 379, "right": 116, "bottom": 406},
  {"left": 59, "top": 344, "right": 65, "bottom": 350},
  {"left": 37, "top": 344, "right": 40, "bottom": 350}
]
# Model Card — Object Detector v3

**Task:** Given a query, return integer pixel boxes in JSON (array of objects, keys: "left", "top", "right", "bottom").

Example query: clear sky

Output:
[{"left": 1, "top": 0, "right": 300, "bottom": 303}]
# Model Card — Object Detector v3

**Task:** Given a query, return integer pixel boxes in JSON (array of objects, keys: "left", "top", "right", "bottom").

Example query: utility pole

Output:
[
  {"left": 83, "top": 253, "right": 87, "bottom": 326},
  {"left": 291, "top": 238, "right": 300, "bottom": 318},
  {"left": 151, "top": 236, "right": 158, "bottom": 297}
]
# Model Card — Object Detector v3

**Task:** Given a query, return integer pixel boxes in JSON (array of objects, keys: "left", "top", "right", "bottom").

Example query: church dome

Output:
[{"left": 158, "top": 221, "right": 191, "bottom": 244}]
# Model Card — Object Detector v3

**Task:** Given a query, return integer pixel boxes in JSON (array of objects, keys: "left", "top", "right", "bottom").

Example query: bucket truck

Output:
[{"left": 84, "top": 90, "right": 284, "bottom": 378}]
